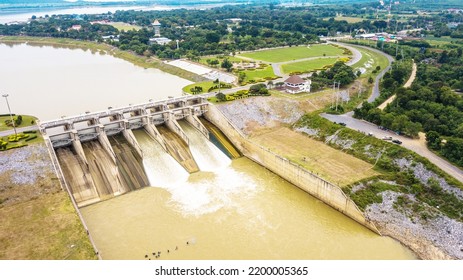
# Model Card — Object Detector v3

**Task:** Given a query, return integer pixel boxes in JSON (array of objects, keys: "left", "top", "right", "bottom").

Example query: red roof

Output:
[{"left": 284, "top": 75, "right": 305, "bottom": 84}]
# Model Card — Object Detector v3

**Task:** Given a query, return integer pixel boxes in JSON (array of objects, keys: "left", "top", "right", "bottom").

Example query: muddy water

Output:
[
  {"left": 80, "top": 130, "right": 417, "bottom": 260},
  {"left": 0, "top": 43, "right": 190, "bottom": 120}
]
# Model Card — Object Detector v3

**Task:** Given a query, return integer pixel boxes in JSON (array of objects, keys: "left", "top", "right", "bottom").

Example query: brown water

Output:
[
  {"left": 80, "top": 127, "right": 417, "bottom": 260},
  {"left": 0, "top": 43, "right": 190, "bottom": 120}
]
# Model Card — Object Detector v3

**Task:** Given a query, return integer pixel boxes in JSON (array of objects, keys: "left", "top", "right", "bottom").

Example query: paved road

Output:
[
  {"left": 0, "top": 125, "right": 39, "bottom": 137},
  {"left": 321, "top": 113, "right": 463, "bottom": 184}
]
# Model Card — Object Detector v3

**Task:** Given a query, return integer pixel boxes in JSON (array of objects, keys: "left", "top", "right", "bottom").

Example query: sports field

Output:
[
  {"left": 239, "top": 45, "right": 345, "bottom": 63},
  {"left": 281, "top": 57, "right": 339, "bottom": 74},
  {"left": 107, "top": 22, "right": 142, "bottom": 31}
]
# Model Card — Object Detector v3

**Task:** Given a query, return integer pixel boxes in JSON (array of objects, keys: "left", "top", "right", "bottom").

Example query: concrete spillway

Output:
[
  {"left": 200, "top": 118, "right": 241, "bottom": 159},
  {"left": 178, "top": 120, "right": 231, "bottom": 171},
  {"left": 109, "top": 134, "right": 149, "bottom": 191},
  {"left": 56, "top": 147, "right": 100, "bottom": 207},
  {"left": 82, "top": 141, "right": 126, "bottom": 199},
  {"left": 157, "top": 125, "right": 199, "bottom": 173}
]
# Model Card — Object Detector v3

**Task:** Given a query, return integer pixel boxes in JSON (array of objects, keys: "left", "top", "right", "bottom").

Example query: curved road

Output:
[
  {"left": 321, "top": 112, "right": 463, "bottom": 184},
  {"left": 320, "top": 44, "right": 463, "bottom": 184}
]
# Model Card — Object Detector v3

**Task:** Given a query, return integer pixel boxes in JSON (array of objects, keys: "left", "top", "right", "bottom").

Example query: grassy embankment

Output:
[
  {"left": 0, "top": 139, "right": 97, "bottom": 259},
  {"left": 295, "top": 114, "right": 463, "bottom": 221},
  {"left": 0, "top": 36, "right": 205, "bottom": 82},
  {"left": 0, "top": 115, "right": 42, "bottom": 151},
  {"left": 0, "top": 115, "right": 36, "bottom": 131}
]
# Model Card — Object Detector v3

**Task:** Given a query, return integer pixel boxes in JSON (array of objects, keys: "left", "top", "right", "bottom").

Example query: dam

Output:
[{"left": 39, "top": 95, "right": 416, "bottom": 259}]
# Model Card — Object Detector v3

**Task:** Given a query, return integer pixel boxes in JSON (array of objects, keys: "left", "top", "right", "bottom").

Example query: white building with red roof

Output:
[{"left": 284, "top": 75, "right": 311, "bottom": 94}]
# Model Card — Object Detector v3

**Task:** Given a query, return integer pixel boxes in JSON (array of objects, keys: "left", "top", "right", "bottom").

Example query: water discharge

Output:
[
  {"left": 178, "top": 120, "right": 231, "bottom": 171},
  {"left": 81, "top": 126, "right": 417, "bottom": 260}
]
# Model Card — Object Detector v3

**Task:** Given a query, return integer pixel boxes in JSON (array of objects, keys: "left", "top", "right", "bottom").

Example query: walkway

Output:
[
  {"left": 0, "top": 125, "right": 38, "bottom": 137},
  {"left": 378, "top": 61, "right": 417, "bottom": 110}
]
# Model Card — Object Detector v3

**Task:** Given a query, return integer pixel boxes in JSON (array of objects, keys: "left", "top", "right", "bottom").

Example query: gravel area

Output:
[
  {"left": 0, "top": 144, "right": 59, "bottom": 206},
  {"left": 295, "top": 127, "right": 319, "bottom": 137},
  {"left": 395, "top": 158, "right": 463, "bottom": 200},
  {"left": 366, "top": 190, "right": 463, "bottom": 260},
  {"left": 218, "top": 96, "right": 306, "bottom": 135}
]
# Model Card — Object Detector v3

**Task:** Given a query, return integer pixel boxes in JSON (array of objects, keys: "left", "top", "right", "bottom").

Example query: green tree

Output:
[
  {"left": 221, "top": 59, "right": 233, "bottom": 72},
  {"left": 426, "top": 131, "right": 441, "bottom": 149}
]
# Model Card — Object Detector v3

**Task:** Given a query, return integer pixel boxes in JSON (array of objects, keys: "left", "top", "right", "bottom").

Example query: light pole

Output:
[{"left": 2, "top": 94, "right": 17, "bottom": 136}]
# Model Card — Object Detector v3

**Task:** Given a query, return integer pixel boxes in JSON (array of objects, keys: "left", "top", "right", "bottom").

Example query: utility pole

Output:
[{"left": 2, "top": 93, "right": 17, "bottom": 137}]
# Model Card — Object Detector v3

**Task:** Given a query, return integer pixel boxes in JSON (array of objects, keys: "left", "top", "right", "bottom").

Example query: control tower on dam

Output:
[{"left": 39, "top": 96, "right": 238, "bottom": 207}]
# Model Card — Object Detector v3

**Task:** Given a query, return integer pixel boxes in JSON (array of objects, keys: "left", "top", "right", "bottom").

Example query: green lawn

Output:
[
  {"left": 107, "top": 22, "right": 142, "bottom": 31},
  {"left": 281, "top": 57, "right": 340, "bottom": 74},
  {"left": 239, "top": 45, "right": 345, "bottom": 63},
  {"left": 323, "top": 16, "right": 365, "bottom": 23},
  {"left": 182, "top": 81, "right": 233, "bottom": 94},
  {"left": 351, "top": 47, "right": 389, "bottom": 77},
  {"left": 241, "top": 65, "right": 278, "bottom": 82},
  {"left": 0, "top": 115, "right": 37, "bottom": 131},
  {"left": 198, "top": 56, "right": 244, "bottom": 67}
]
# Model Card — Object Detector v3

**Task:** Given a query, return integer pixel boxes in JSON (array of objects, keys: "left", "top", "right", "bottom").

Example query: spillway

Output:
[
  {"left": 200, "top": 118, "right": 241, "bottom": 159},
  {"left": 178, "top": 120, "right": 231, "bottom": 171},
  {"left": 109, "top": 134, "right": 149, "bottom": 191},
  {"left": 132, "top": 129, "right": 189, "bottom": 187},
  {"left": 56, "top": 147, "right": 100, "bottom": 207},
  {"left": 82, "top": 140, "right": 126, "bottom": 199},
  {"left": 156, "top": 125, "right": 199, "bottom": 173}
]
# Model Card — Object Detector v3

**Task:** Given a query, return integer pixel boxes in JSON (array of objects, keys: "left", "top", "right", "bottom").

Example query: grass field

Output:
[
  {"left": 281, "top": 57, "right": 340, "bottom": 74},
  {"left": 351, "top": 46, "right": 389, "bottom": 77},
  {"left": 199, "top": 55, "right": 243, "bottom": 66},
  {"left": 239, "top": 45, "right": 345, "bottom": 63},
  {"left": 324, "top": 16, "right": 365, "bottom": 23},
  {"left": 0, "top": 115, "right": 37, "bottom": 131},
  {"left": 241, "top": 65, "right": 277, "bottom": 82},
  {"left": 182, "top": 81, "right": 232, "bottom": 94},
  {"left": 0, "top": 192, "right": 97, "bottom": 259},
  {"left": 107, "top": 22, "right": 142, "bottom": 31},
  {"left": 251, "top": 127, "right": 378, "bottom": 186}
]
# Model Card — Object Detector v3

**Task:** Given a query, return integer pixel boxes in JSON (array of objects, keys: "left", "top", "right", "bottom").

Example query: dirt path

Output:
[{"left": 378, "top": 61, "right": 417, "bottom": 110}]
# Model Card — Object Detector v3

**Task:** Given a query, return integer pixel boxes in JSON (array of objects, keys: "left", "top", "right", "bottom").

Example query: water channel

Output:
[{"left": 2, "top": 43, "right": 417, "bottom": 259}]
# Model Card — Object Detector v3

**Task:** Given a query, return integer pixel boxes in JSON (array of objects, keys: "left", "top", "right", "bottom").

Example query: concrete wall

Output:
[
  {"left": 205, "top": 105, "right": 380, "bottom": 234},
  {"left": 43, "top": 136, "right": 102, "bottom": 259}
]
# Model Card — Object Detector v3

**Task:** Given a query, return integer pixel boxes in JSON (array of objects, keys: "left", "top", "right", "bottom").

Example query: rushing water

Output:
[
  {"left": 80, "top": 126, "right": 417, "bottom": 260},
  {"left": 1, "top": 42, "right": 417, "bottom": 259},
  {"left": 0, "top": 43, "right": 190, "bottom": 120}
]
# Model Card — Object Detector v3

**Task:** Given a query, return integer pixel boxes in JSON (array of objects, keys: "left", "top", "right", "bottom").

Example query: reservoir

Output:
[
  {"left": 0, "top": 43, "right": 191, "bottom": 120},
  {"left": 2, "top": 42, "right": 416, "bottom": 259}
]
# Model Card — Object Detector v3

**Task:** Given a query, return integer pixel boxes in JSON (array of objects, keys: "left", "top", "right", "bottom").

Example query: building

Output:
[
  {"left": 149, "top": 37, "right": 172, "bottom": 45},
  {"left": 152, "top": 19, "right": 161, "bottom": 37},
  {"left": 284, "top": 75, "right": 311, "bottom": 94}
]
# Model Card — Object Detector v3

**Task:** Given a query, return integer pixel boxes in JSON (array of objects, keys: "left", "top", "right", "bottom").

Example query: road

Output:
[
  {"left": 0, "top": 125, "right": 39, "bottom": 137},
  {"left": 321, "top": 113, "right": 463, "bottom": 184},
  {"left": 378, "top": 60, "right": 417, "bottom": 110}
]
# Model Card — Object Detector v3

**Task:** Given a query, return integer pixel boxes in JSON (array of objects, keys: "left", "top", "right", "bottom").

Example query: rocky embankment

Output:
[
  {"left": 217, "top": 97, "right": 463, "bottom": 260},
  {"left": 0, "top": 144, "right": 59, "bottom": 206}
]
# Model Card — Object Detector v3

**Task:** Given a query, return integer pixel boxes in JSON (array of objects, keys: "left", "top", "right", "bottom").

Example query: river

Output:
[
  {"left": 80, "top": 122, "right": 416, "bottom": 260},
  {"left": 1, "top": 42, "right": 416, "bottom": 259},
  {"left": 0, "top": 42, "right": 191, "bottom": 120}
]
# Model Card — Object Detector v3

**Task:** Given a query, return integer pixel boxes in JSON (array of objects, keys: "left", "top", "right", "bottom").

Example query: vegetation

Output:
[
  {"left": 239, "top": 45, "right": 345, "bottom": 63},
  {"left": 0, "top": 115, "right": 37, "bottom": 131},
  {"left": 354, "top": 46, "right": 463, "bottom": 167},
  {"left": 281, "top": 57, "right": 340, "bottom": 74},
  {"left": 295, "top": 114, "right": 463, "bottom": 221}
]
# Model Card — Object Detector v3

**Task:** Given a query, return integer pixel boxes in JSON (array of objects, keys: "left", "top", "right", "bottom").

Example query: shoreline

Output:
[{"left": 0, "top": 36, "right": 206, "bottom": 83}]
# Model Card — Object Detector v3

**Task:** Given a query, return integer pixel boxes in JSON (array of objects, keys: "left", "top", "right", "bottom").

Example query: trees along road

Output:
[{"left": 320, "top": 44, "right": 463, "bottom": 184}]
